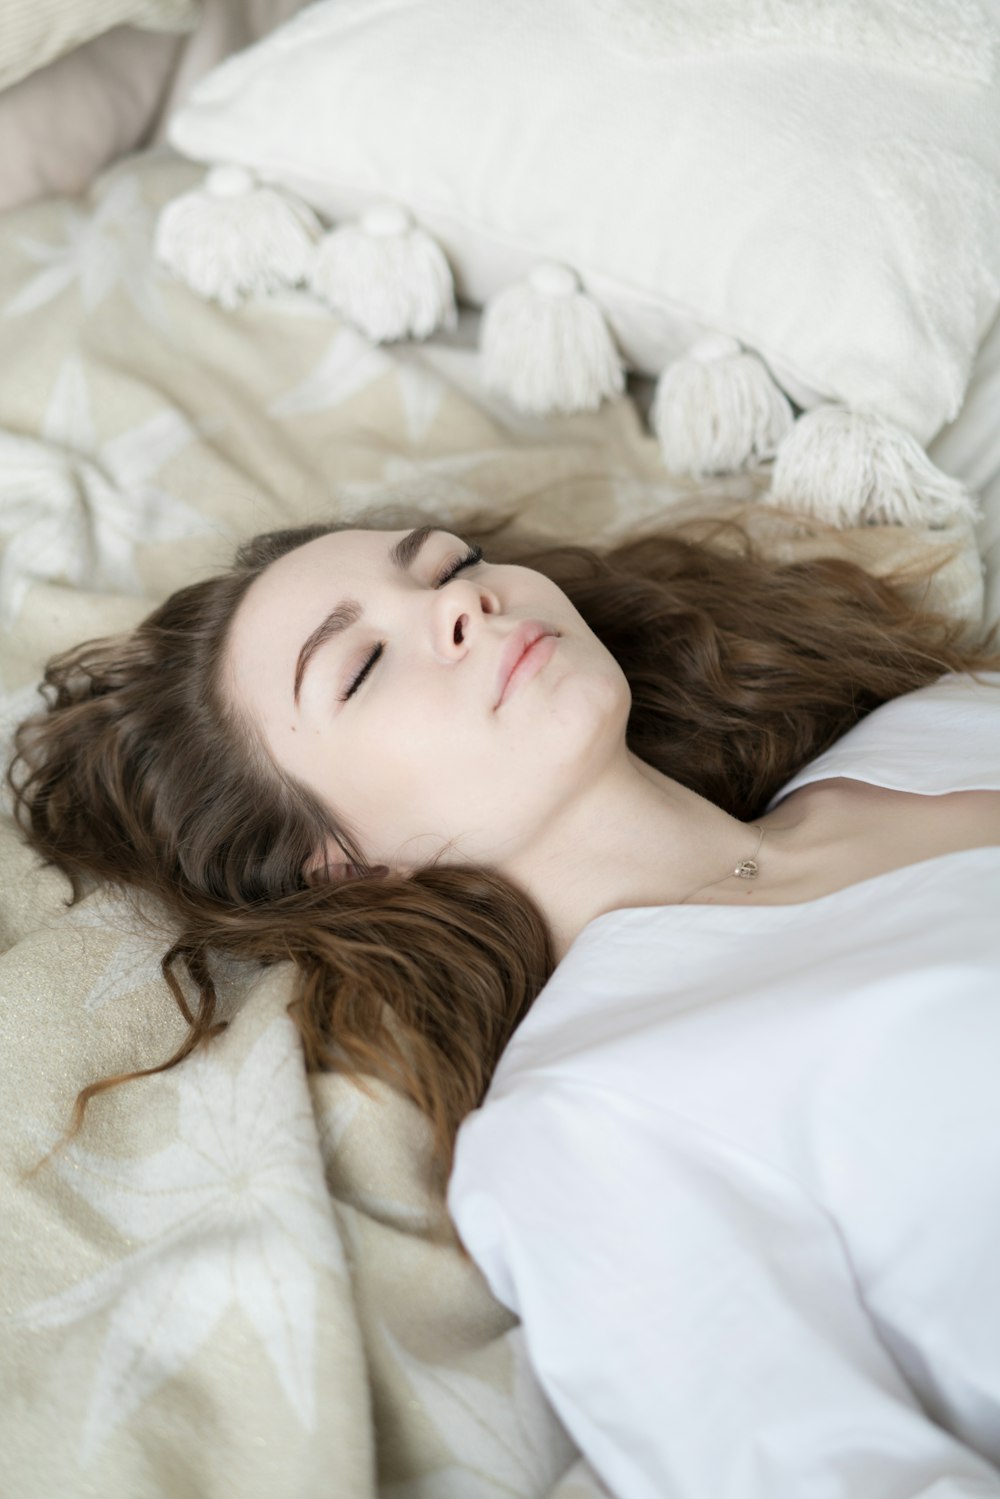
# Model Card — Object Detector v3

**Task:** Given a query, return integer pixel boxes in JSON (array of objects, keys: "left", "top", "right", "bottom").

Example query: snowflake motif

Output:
[
  {"left": 61, "top": 888, "right": 198, "bottom": 1014},
  {"left": 267, "top": 325, "right": 395, "bottom": 418},
  {"left": 330, "top": 454, "right": 495, "bottom": 531},
  {"left": 265, "top": 321, "right": 450, "bottom": 446},
  {"left": 0, "top": 671, "right": 47, "bottom": 820},
  {"left": 315, "top": 1083, "right": 440, "bottom": 1236},
  {"left": 13, "top": 1016, "right": 346, "bottom": 1466},
  {"left": 394, "top": 360, "right": 449, "bottom": 444},
  {"left": 4, "top": 172, "right": 168, "bottom": 328},
  {"left": 61, "top": 887, "right": 263, "bottom": 1016},
  {"left": 378, "top": 1322, "right": 580, "bottom": 1499},
  {"left": 0, "top": 669, "right": 46, "bottom": 756},
  {"left": 0, "top": 352, "right": 218, "bottom": 628}
]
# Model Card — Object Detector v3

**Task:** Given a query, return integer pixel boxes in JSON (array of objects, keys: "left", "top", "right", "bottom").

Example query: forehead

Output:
[
  {"left": 226, "top": 528, "right": 395, "bottom": 696},
  {"left": 236, "top": 525, "right": 397, "bottom": 631},
  {"left": 251, "top": 526, "right": 386, "bottom": 602}
]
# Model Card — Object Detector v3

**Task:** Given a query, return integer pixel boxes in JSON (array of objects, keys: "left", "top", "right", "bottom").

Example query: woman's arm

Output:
[{"left": 449, "top": 1078, "right": 1000, "bottom": 1499}]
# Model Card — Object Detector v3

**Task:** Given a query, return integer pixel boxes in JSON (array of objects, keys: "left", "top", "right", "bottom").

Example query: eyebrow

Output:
[{"left": 292, "top": 525, "right": 445, "bottom": 706}]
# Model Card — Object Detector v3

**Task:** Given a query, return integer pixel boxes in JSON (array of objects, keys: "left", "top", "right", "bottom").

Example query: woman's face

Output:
[{"left": 225, "top": 526, "right": 630, "bottom": 876}]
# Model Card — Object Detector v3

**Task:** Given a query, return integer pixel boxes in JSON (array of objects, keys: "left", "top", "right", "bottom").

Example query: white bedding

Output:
[
  {"left": 0, "top": 146, "right": 997, "bottom": 1499},
  {"left": 927, "top": 300, "right": 1000, "bottom": 628},
  {"left": 405, "top": 298, "right": 1000, "bottom": 630},
  {"left": 449, "top": 670, "right": 1000, "bottom": 1497}
]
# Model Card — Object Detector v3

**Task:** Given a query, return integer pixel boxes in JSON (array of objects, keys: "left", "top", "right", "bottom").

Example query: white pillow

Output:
[{"left": 167, "top": 0, "right": 1000, "bottom": 450}]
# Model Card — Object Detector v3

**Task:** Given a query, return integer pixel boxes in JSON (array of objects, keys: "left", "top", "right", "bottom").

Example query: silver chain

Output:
[{"left": 678, "top": 823, "right": 765, "bottom": 906}]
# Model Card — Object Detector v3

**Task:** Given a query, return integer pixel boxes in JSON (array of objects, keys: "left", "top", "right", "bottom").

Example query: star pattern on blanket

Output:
[
  {"left": 3, "top": 172, "right": 168, "bottom": 328},
  {"left": 267, "top": 325, "right": 395, "bottom": 418},
  {"left": 318, "top": 1089, "right": 444, "bottom": 1237},
  {"left": 379, "top": 1322, "right": 579, "bottom": 1499},
  {"left": 331, "top": 452, "right": 498, "bottom": 526},
  {"left": 0, "top": 671, "right": 46, "bottom": 787},
  {"left": 15, "top": 1016, "right": 346, "bottom": 1467},
  {"left": 64, "top": 888, "right": 256, "bottom": 1016},
  {"left": 0, "top": 353, "right": 217, "bottom": 629}
]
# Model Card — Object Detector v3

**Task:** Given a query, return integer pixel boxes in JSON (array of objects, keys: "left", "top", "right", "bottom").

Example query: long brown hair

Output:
[{"left": 8, "top": 499, "right": 1000, "bottom": 1211}]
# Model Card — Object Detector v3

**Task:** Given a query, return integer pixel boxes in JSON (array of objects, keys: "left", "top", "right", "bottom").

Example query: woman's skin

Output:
[
  {"left": 220, "top": 522, "right": 814, "bottom": 955},
  {"left": 224, "top": 526, "right": 1000, "bottom": 962}
]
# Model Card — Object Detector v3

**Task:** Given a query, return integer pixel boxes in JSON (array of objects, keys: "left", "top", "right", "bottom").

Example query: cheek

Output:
[
  {"left": 328, "top": 700, "right": 460, "bottom": 821},
  {"left": 371, "top": 700, "right": 472, "bottom": 788}
]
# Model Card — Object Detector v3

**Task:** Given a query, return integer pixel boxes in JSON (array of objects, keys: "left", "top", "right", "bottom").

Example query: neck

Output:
[{"left": 503, "top": 751, "right": 813, "bottom": 964}]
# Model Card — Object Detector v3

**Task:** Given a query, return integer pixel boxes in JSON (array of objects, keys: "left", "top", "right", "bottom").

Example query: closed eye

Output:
[{"left": 338, "top": 543, "right": 485, "bottom": 702}]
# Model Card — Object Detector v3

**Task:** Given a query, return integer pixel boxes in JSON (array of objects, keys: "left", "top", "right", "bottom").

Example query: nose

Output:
[{"left": 434, "top": 577, "right": 499, "bottom": 658}]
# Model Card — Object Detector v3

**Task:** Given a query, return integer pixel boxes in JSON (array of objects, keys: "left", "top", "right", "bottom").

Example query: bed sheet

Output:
[{"left": 0, "top": 148, "right": 995, "bottom": 1499}]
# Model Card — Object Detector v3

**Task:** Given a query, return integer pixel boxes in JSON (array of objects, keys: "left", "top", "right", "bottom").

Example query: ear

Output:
[{"left": 302, "top": 840, "right": 389, "bottom": 887}]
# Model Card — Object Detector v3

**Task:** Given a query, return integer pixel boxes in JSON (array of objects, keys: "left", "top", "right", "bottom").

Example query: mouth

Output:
[{"left": 494, "top": 622, "right": 558, "bottom": 709}]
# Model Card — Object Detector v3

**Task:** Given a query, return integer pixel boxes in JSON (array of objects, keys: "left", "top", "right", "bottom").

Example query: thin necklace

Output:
[{"left": 678, "top": 824, "right": 765, "bottom": 905}]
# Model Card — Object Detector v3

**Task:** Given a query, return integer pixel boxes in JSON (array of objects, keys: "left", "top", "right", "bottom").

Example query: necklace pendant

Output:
[{"left": 733, "top": 858, "right": 759, "bottom": 879}]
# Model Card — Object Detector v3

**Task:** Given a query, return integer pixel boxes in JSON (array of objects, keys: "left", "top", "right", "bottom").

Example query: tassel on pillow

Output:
[
  {"left": 308, "top": 203, "right": 458, "bottom": 341},
  {"left": 651, "top": 333, "right": 795, "bottom": 478},
  {"left": 480, "top": 262, "right": 625, "bottom": 415},
  {"left": 155, "top": 164, "right": 322, "bottom": 309},
  {"left": 770, "top": 404, "right": 980, "bottom": 528}
]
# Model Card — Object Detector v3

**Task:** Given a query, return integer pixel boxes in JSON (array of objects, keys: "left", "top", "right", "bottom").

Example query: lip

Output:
[{"left": 494, "top": 621, "right": 558, "bottom": 709}]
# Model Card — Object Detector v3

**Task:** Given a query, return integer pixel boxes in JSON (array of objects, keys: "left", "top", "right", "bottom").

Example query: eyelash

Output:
[{"left": 339, "top": 544, "right": 485, "bottom": 702}]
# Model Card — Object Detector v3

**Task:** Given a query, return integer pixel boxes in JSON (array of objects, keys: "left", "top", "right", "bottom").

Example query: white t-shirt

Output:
[{"left": 447, "top": 670, "right": 1000, "bottom": 1499}]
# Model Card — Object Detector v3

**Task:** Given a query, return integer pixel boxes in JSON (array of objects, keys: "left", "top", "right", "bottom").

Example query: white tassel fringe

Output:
[
  {"left": 480, "top": 262, "right": 625, "bottom": 415},
  {"left": 651, "top": 332, "right": 794, "bottom": 478},
  {"left": 770, "top": 404, "right": 980, "bottom": 528},
  {"left": 154, "top": 164, "right": 322, "bottom": 309},
  {"left": 308, "top": 203, "right": 457, "bottom": 341}
]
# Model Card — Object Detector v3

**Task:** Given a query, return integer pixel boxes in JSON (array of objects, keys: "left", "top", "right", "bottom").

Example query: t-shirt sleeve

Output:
[{"left": 447, "top": 1077, "right": 1000, "bottom": 1499}]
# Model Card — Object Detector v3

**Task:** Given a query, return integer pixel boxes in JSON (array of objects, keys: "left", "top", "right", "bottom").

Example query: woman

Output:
[{"left": 10, "top": 501, "right": 1000, "bottom": 1498}]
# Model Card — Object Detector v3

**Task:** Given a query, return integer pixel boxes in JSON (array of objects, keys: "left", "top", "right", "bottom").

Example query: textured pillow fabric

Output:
[
  {"left": 166, "top": 0, "right": 1000, "bottom": 447},
  {"left": 149, "top": 0, "right": 314, "bottom": 147},
  {"left": 0, "top": 26, "right": 182, "bottom": 212},
  {"left": 0, "top": 0, "right": 199, "bottom": 92}
]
